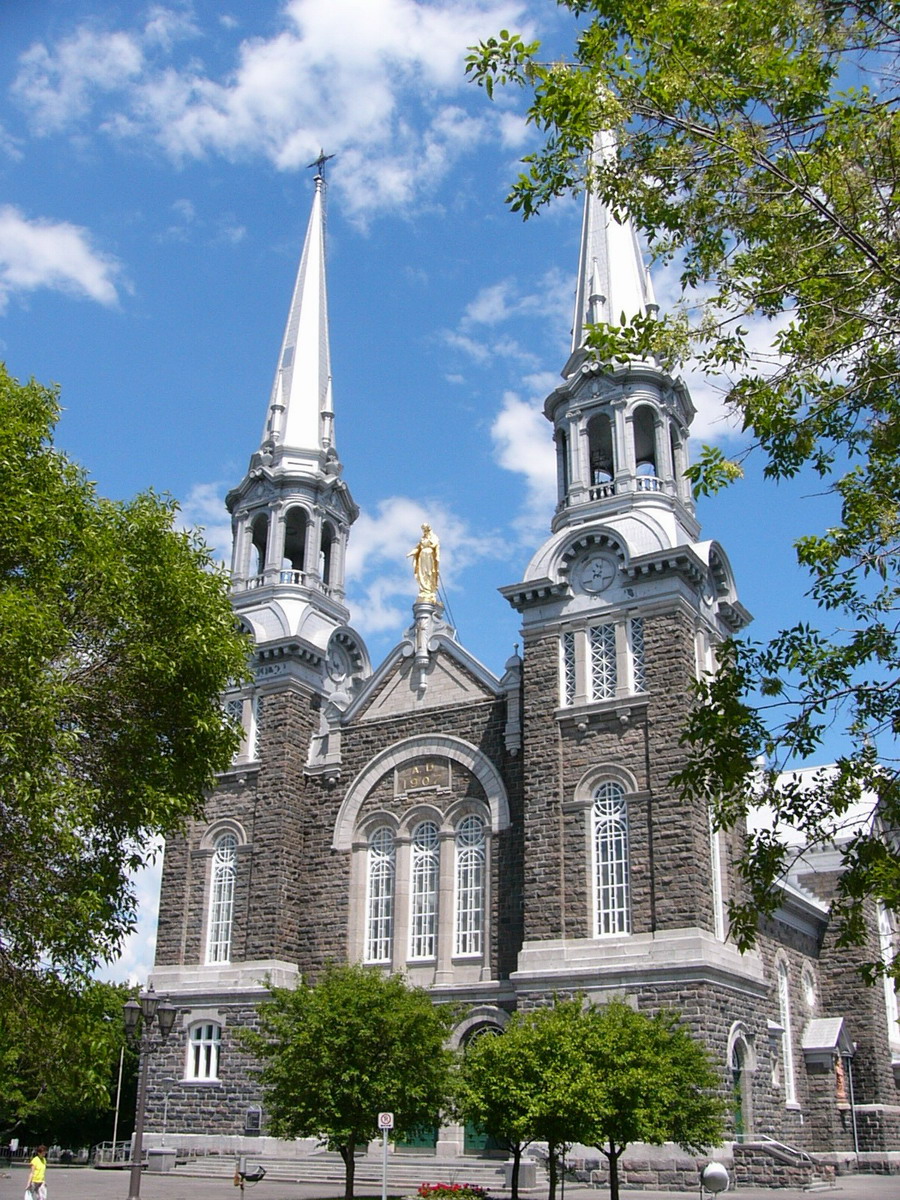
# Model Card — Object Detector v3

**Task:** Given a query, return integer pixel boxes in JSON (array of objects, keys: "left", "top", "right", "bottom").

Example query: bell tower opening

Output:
[
  {"left": 633, "top": 405, "right": 659, "bottom": 490},
  {"left": 556, "top": 428, "right": 570, "bottom": 502},
  {"left": 588, "top": 411, "right": 615, "bottom": 499},
  {"left": 320, "top": 522, "right": 335, "bottom": 587},
  {"left": 251, "top": 513, "right": 269, "bottom": 577},
  {"left": 283, "top": 506, "right": 308, "bottom": 575}
]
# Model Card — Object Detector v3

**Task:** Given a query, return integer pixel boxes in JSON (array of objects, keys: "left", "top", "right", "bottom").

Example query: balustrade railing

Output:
[{"left": 234, "top": 570, "right": 337, "bottom": 596}]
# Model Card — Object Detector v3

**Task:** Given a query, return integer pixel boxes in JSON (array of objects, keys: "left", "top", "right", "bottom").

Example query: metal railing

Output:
[{"left": 93, "top": 1141, "right": 133, "bottom": 1166}]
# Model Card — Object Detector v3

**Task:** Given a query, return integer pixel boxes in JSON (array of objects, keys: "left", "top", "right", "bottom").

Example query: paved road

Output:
[{"left": 1, "top": 1164, "right": 897, "bottom": 1200}]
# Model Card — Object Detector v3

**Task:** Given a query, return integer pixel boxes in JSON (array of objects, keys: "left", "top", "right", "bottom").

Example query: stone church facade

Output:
[{"left": 146, "top": 166, "right": 900, "bottom": 1172}]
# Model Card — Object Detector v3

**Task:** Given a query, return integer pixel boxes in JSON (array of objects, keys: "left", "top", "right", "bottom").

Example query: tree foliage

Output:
[
  {"left": 579, "top": 1001, "right": 725, "bottom": 1200},
  {"left": 0, "top": 976, "right": 136, "bottom": 1146},
  {"left": 0, "top": 365, "right": 249, "bottom": 983},
  {"left": 467, "top": 1, "right": 900, "bottom": 962},
  {"left": 455, "top": 999, "right": 723, "bottom": 1200},
  {"left": 242, "top": 964, "right": 457, "bottom": 1200},
  {"left": 456, "top": 1003, "right": 592, "bottom": 1200}
]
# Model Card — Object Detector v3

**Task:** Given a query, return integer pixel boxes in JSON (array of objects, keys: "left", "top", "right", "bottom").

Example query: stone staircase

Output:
[
  {"left": 173, "top": 1152, "right": 512, "bottom": 1190},
  {"left": 732, "top": 1141, "right": 836, "bottom": 1189}
]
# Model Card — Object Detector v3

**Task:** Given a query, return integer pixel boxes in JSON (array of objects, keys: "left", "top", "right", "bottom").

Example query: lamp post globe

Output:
[{"left": 700, "top": 1162, "right": 729, "bottom": 1194}]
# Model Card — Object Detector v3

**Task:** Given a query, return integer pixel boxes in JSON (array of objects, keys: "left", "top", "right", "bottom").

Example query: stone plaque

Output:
[{"left": 396, "top": 757, "right": 450, "bottom": 792}]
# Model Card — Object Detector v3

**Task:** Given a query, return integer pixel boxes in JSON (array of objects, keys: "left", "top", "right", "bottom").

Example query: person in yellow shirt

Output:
[{"left": 27, "top": 1145, "right": 47, "bottom": 1200}]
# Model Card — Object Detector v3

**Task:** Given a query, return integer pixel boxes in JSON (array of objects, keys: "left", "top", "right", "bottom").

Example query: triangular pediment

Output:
[{"left": 348, "top": 640, "right": 500, "bottom": 723}]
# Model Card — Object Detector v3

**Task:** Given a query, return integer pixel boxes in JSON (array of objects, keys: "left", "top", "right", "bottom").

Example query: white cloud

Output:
[
  {"left": 13, "top": 28, "right": 144, "bottom": 134},
  {"left": 12, "top": 0, "right": 532, "bottom": 219},
  {"left": 497, "top": 109, "right": 530, "bottom": 149},
  {"left": 179, "top": 481, "right": 233, "bottom": 564},
  {"left": 143, "top": 4, "right": 200, "bottom": 50},
  {"left": 0, "top": 205, "right": 123, "bottom": 310},
  {"left": 346, "top": 495, "right": 505, "bottom": 636},
  {"left": 491, "top": 389, "right": 556, "bottom": 538},
  {"left": 0, "top": 122, "right": 23, "bottom": 161},
  {"left": 96, "top": 847, "right": 163, "bottom": 986}
]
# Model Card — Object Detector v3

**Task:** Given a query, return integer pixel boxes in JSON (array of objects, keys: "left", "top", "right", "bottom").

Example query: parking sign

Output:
[{"left": 378, "top": 1112, "right": 394, "bottom": 1129}]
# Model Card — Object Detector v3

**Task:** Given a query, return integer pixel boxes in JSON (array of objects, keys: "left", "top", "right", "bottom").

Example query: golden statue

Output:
[{"left": 408, "top": 523, "right": 440, "bottom": 602}]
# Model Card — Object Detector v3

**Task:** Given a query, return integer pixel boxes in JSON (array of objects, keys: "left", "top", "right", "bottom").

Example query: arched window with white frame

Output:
[
  {"left": 186, "top": 1021, "right": 222, "bottom": 1081},
  {"left": 777, "top": 958, "right": 797, "bottom": 1104},
  {"left": 207, "top": 832, "right": 237, "bottom": 964},
  {"left": 365, "top": 827, "right": 395, "bottom": 963},
  {"left": 592, "top": 781, "right": 631, "bottom": 936},
  {"left": 455, "top": 814, "right": 485, "bottom": 957},
  {"left": 409, "top": 821, "right": 439, "bottom": 960},
  {"left": 877, "top": 902, "right": 900, "bottom": 1055}
]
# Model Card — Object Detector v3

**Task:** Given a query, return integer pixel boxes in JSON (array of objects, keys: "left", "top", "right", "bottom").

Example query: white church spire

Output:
[
  {"left": 227, "top": 158, "right": 361, "bottom": 649},
  {"left": 261, "top": 167, "right": 334, "bottom": 460},
  {"left": 570, "top": 131, "right": 656, "bottom": 356}
]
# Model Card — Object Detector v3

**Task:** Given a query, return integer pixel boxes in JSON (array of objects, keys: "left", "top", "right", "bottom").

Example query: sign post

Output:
[{"left": 378, "top": 1112, "right": 394, "bottom": 1200}]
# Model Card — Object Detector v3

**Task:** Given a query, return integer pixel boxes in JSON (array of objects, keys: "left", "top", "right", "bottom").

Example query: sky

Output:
[{"left": 0, "top": 0, "right": 844, "bottom": 983}]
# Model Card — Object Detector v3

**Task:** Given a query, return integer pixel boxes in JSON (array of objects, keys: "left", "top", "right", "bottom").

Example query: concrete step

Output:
[{"left": 173, "top": 1154, "right": 510, "bottom": 1188}]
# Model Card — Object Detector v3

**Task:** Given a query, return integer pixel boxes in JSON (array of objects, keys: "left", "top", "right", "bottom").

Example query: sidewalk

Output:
[{"left": 2, "top": 1164, "right": 898, "bottom": 1200}]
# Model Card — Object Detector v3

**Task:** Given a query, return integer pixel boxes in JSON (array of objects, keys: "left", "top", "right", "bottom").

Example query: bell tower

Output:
[
  {"left": 226, "top": 166, "right": 362, "bottom": 668},
  {"left": 504, "top": 141, "right": 756, "bottom": 995}
]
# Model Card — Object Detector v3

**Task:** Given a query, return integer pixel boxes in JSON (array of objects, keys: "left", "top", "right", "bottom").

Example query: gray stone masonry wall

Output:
[
  {"left": 756, "top": 930, "right": 855, "bottom": 1155},
  {"left": 520, "top": 608, "right": 716, "bottom": 944},
  {"left": 731, "top": 1145, "right": 835, "bottom": 1189},
  {"left": 156, "top": 769, "right": 260, "bottom": 966},
  {"left": 156, "top": 651, "right": 522, "bottom": 984},
  {"left": 141, "top": 1001, "right": 265, "bottom": 1138},
  {"left": 335, "top": 686, "right": 523, "bottom": 983},
  {"left": 156, "top": 682, "right": 322, "bottom": 968},
  {"left": 791, "top": 868, "right": 900, "bottom": 1151},
  {"left": 516, "top": 971, "right": 865, "bottom": 1157},
  {"left": 252, "top": 687, "right": 323, "bottom": 964}
]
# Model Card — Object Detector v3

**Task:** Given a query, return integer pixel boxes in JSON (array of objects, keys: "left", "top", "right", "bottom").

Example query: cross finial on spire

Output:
[{"left": 307, "top": 148, "right": 335, "bottom": 179}]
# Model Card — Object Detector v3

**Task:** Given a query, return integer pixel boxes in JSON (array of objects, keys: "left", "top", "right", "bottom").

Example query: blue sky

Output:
[{"left": 0, "top": 0, "right": 841, "bottom": 980}]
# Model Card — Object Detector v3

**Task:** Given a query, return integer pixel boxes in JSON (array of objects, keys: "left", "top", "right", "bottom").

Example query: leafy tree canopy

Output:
[
  {"left": 455, "top": 1002, "right": 601, "bottom": 1200},
  {"left": 467, "top": 1, "right": 900, "bottom": 962},
  {"left": 242, "top": 964, "right": 457, "bottom": 1200},
  {"left": 0, "top": 976, "right": 136, "bottom": 1147},
  {"left": 580, "top": 1000, "right": 724, "bottom": 1200},
  {"left": 456, "top": 999, "right": 723, "bottom": 1200},
  {"left": 0, "top": 364, "right": 249, "bottom": 982}
]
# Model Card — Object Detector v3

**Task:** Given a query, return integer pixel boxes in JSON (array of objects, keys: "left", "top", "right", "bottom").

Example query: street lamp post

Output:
[{"left": 123, "top": 987, "right": 177, "bottom": 1200}]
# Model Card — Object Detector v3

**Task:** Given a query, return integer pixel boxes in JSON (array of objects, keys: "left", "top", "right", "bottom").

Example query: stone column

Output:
[{"left": 434, "top": 830, "right": 455, "bottom": 984}]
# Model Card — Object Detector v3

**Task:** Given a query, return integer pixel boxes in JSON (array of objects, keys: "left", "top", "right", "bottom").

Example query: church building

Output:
[{"left": 147, "top": 161, "right": 900, "bottom": 1178}]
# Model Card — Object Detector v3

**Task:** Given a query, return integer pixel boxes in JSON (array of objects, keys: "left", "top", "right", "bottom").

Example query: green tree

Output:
[
  {"left": 580, "top": 1001, "right": 725, "bottom": 1200},
  {"left": 467, "top": 1, "right": 900, "bottom": 966},
  {"left": 242, "top": 964, "right": 457, "bottom": 1200},
  {"left": 456, "top": 999, "right": 723, "bottom": 1200},
  {"left": 0, "top": 364, "right": 249, "bottom": 987},
  {"left": 0, "top": 977, "right": 136, "bottom": 1147},
  {"left": 455, "top": 1016, "right": 575, "bottom": 1200}
]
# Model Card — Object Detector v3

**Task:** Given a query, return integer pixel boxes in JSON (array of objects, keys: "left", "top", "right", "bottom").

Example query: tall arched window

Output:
[
  {"left": 207, "top": 833, "right": 237, "bottom": 963},
  {"left": 592, "top": 781, "right": 630, "bottom": 936},
  {"left": 877, "top": 903, "right": 900, "bottom": 1052},
  {"left": 186, "top": 1022, "right": 222, "bottom": 1081},
  {"left": 777, "top": 958, "right": 797, "bottom": 1104},
  {"left": 409, "top": 821, "right": 439, "bottom": 960},
  {"left": 365, "top": 827, "right": 395, "bottom": 963},
  {"left": 731, "top": 1040, "right": 746, "bottom": 1141},
  {"left": 455, "top": 815, "right": 486, "bottom": 957}
]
